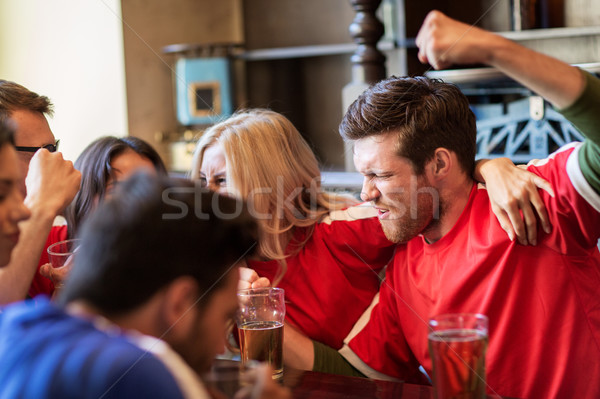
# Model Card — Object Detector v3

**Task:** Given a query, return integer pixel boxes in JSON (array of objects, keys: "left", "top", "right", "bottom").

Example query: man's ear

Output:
[
  {"left": 428, "top": 148, "right": 453, "bottom": 180},
  {"left": 160, "top": 276, "right": 199, "bottom": 328}
]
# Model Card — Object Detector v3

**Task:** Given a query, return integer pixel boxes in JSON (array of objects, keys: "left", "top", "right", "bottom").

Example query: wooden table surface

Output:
[
  {"left": 282, "top": 367, "right": 434, "bottom": 399},
  {"left": 211, "top": 359, "right": 507, "bottom": 399}
]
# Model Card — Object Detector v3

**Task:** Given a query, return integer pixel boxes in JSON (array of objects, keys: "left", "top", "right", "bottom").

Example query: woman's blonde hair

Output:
[{"left": 191, "top": 109, "right": 355, "bottom": 283}]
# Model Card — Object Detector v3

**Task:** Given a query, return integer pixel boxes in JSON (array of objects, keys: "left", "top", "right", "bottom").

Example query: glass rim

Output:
[
  {"left": 237, "top": 287, "right": 284, "bottom": 296},
  {"left": 429, "top": 313, "right": 488, "bottom": 327},
  {"left": 47, "top": 238, "right": 82, "bottom": 256}
]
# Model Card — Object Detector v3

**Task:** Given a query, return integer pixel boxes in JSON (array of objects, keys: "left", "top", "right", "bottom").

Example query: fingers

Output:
[
  {"left": 528, "top": 180, "right": 552, "bottom": 234},
  {"left": 25, "top": 149, "right": 81, "bottom": 214},
  {"left": 491, "top": 204, "right": 516, "bottom": 242},
  {"left": 502, "top": 200, "right": 528, "bottom": 245},
  {"left": 520, "top": 201, "right": 538, "bottom": 246},
  {"left": 416, "top": 11, "right": 440, "bottom": 68},
  {"left": 239, "top": 267, "right": 259, "bottom": 284},
  {"left": 39, "top": 263, "right": 70, "bottom": 287},
  {"left": 532, "top": 175, "right": 555, "bottom": 198},
  {"left": 251, "top": 277, "right": 271, "bottom": 289},
  {"left": 239, "top": 268, "right": 271, "bottom": 291},
  {"left": 39, "top": 263, "right": 53, "bottom": 279}
]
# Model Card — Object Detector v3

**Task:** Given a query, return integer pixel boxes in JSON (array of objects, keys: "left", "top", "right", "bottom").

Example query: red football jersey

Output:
[
  {"left": 28, "top": 225, "right": 68, "bottom": 298},
  {"left": 249, "top": 206, "right": 395, "bottom": 349},
  {"left": 343, "top": 144, "right": 600, "bottom": 398}
]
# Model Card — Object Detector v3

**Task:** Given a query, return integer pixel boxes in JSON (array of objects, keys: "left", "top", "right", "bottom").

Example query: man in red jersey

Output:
[{"left": 290, "top": 11, "right": 600, "bottom": 399}]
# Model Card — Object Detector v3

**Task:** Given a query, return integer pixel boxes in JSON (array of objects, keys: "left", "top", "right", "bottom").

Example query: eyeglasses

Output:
[{"left": 15, "top": 140, "right": 60, "bottom": 153}]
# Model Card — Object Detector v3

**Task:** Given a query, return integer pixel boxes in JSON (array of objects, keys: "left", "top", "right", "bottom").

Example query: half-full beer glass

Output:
[
  {"left": 236, "top": 287, "right": 285, "bottom": 378},
  {"left": 428, "top": 313, "right": 488, "bottom": 399}
]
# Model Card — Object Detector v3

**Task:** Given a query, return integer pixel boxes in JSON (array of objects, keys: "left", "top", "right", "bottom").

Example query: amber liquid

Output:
[
  {"left": 428, "top": 329, "right": 488, "bottom": 399},
  {"left": 238, "top": 321, "right": 283, "bottom": 378}
]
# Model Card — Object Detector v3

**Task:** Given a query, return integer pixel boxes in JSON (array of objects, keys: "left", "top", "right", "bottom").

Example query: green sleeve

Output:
[
  {"left": 558, "top": 70, "right": 600, "bottom": 194},
  {"left": 312, "top": 340, "right": 366, "bottom": 378}
]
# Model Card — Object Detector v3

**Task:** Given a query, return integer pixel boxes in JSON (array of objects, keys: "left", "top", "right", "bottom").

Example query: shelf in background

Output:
[
  {"left": 498, "top": 25, "right": 600, "bottom": 41},
  {"left": 426, "top": 62, "right": 600, "bottom": 85},
  {"left": 237, "top": 40, "right": 398, "bottom": 61}
]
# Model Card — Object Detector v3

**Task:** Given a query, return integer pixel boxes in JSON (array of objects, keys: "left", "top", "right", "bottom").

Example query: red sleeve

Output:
[
  {"left": 28, "top": 225, "right": 68, "bottom": 298},
  {"left": 528, "top": 144, "right": 600, "bottom": 254},
  {"left": 316, "top": 206, "right": 396, "bottom": 274},
  {"left": 341, "top": 268, "right": 424, "bottom": 383}
]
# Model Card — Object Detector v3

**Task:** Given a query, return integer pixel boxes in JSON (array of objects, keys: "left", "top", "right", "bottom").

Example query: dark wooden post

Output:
[{"left": 349, "top": 0, "right": 386, "bottom": 83}]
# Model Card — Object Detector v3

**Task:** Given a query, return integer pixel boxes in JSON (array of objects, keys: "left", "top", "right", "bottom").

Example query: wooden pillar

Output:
[
  {"left": 349, "top": 0, "right": 386, "bottom": 83},
  {"left": 342, "top": 0, "right": 386, "bottom": 171}
]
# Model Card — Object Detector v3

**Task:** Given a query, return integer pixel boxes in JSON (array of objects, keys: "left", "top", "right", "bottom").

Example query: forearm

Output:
[
  {"left": 283, "top": 323, "right": 314, "bottom": 370},
  {"left": 482, "top": 34, "right": 585, "bottom": 109},
  {"left": 283, "top": 323, "right": 366, "bottom": 377},
  {"left": 0, "top": 209, "right": 55, "bottom": 303},
  {"left": 312, "top": 341, "right": 366, "bottom": 378}
]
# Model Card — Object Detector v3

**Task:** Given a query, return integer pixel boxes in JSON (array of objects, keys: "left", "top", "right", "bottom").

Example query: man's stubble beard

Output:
[{"left": 379, "top": 188, "right": 445, "bottom": 244}]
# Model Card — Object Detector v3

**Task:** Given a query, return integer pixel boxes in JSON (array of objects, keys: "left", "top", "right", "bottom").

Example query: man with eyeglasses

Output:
[
  {"left": 16, "top": 140, "right": 60, "bottom": 154},
  {"left": 0, "top": 80, "right": 80, "bottom": 304}
]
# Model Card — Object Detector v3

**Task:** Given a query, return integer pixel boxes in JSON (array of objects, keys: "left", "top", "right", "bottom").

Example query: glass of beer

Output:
[
  {"left": 428, "top": 313, "right": 488, "bottom": 399},
  {"left": 236, "top": 287, "right": 285, "bottom": 379}
]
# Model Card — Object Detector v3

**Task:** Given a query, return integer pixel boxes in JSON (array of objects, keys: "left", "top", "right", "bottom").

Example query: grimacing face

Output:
[
  {"left": 199, "top": 144, "right": 228, "bottom": 195},
  {"left": 0, "top": 144, "right": 31, "bottom": 266},
  {"left": 353, "top": 133, "right": 438, "bottom": 243}
]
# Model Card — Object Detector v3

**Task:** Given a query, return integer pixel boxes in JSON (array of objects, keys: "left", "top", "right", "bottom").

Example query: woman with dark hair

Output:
[
  {"left": 0, "top": 120, "right": 31, "bottom": 267},
  {"left": 33, "top": 136, "right": 167, "bottom": 296},
  {"left": 64, "top": 136, "right": 167, "bottom": 238}
]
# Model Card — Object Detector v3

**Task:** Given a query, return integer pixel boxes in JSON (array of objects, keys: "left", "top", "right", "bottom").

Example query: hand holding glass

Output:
[{"left": 47, "top": 239, "right": 81, "bottom": 289}]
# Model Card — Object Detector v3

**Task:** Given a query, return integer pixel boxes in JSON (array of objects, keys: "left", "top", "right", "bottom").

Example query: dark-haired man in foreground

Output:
[
  {"left": 0, "top": 174, "right": 290, "bottom": 399},
  {"left": 288, "top": 11, "right": 600, "bottom": 399}
]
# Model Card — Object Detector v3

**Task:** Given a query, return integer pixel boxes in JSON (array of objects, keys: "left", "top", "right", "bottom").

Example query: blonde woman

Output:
[{"left": 191, "top": 109, "right": 552, "bottom": 350}]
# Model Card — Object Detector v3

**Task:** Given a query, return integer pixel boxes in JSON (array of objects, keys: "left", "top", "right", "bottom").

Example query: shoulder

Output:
[
  {"left": 99, "top": 350, "right": 185, "bottom": 399},
  {"left": 50, "top": 224, "right": 68, "bottom": 241},
  {"left": 529, "top": 143, "right": 600, "bottom": 211},
  {"left": 44, "top": 225, "right": 68, "bottom": 250},
  {"left": 0, "top": 303, "right": 184, "bottom": 399}
]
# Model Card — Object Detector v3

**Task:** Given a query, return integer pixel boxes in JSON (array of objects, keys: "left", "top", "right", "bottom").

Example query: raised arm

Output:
[
  {"left": 0, "top": 150, "right": 80, "bottom": 304},
  {"left": 417, "top": 10, "right": 600, "bottom": 195},
  {"left": 415, "top": 10, "right": 585, "bottom": 109}
]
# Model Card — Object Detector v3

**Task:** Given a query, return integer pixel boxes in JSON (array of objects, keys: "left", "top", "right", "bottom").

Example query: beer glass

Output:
[
  {"left": 428, "top": 313, "right": 488, "bottom": 399},
  {"left": 236, "top": 287, "right": 285, "bottom": 378}
]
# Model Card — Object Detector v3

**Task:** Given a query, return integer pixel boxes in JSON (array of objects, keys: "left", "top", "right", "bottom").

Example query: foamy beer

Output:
[
  {"left": 236, "top": 287, "right": 285, "bottom": 378},
  {"left": 428, "top": 313, "right": 488, "bottom": 399}
]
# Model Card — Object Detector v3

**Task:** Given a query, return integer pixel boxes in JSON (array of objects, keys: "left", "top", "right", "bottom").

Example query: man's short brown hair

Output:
[
  {"left": 340, "top": 76, "right": 477, "bottom": 175},
  {"left": 0, "top": 80, "right": 54, "bottom": 123}
]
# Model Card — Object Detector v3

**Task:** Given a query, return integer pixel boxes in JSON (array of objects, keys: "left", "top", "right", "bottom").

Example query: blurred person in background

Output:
[
  {"left": 0, "top": 80, "right": 79, "bottom": 303},
  {"left": 36, "top": 135, "right": 168, "bottom": 295}
]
